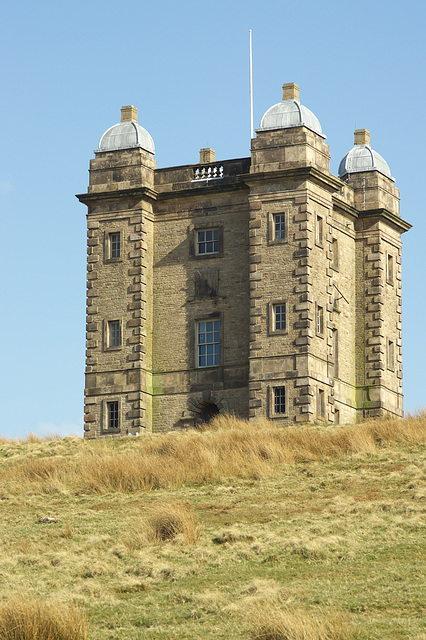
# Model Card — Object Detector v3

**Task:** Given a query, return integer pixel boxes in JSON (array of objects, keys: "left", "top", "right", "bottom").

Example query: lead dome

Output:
[
  {"left": 338, "top": 129, "right": 392, "bottom": 180},
  {"left": 98, "top": 105, "right": 155, "bottom": 154},
  {"left": 258, "top": 83, "right": 323, "bottom": 136}
]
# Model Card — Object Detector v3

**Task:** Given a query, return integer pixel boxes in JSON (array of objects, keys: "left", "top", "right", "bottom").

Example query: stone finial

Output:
[
  {"left": 121, "top": 105, "right": 138, "bottom": 123},
  {"left": 282, "top": 83, "right": 300, "bottom": 101},
  {"left": 199, "top": 148, "right": 215, "bottom": 164},
  {"left": 354, "top": 129, "right": 370, "bottom": 146}
]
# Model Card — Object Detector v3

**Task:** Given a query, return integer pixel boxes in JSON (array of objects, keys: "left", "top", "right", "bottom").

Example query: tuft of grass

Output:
[
  {"left": 0, "top": 596, "right": 88, "bottom": 640},
  {"left": 144, "top": 503, "right": 201, "bottom": 545},
  {"left": 248, "top": 603, "right": 354, "bottom": 640},
  {"left": 61, "top": 520, "right": 73, "bottom": 539}
]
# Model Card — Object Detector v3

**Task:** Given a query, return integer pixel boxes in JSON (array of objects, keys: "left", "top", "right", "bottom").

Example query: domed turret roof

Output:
[
  {"left": 338, "top": 129, "right": 392, "bottom": 180},
  {"left": 98, "top": 105, "right": 155, "bottom": 154},
  {"left": 258, "top": 83, "right": 323, "bottom": 136}
]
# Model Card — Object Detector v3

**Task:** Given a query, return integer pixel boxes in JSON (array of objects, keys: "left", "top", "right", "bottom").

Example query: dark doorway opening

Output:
[{"left": 199, "top": 402, "right": 220, "bottom": 423}]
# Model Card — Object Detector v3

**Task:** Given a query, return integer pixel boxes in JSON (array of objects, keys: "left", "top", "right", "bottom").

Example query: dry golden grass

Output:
[
  {"left": 124, "top": 503, "right": 201, "bottom": 548},
  {"left": 0, "top": 597, "right": 88, "bottom": 640},
  {"left": 0, "top": 413, "right": 424, "bottom": 496},
  {"left": 0, "top": 414, "right": 424, "bottom": 639},
  {"left": 248, "top": 602, "right": 354, "bottom": 640},
  {"left": 144, "top": 503, "right": 201, "bottom": 544}
]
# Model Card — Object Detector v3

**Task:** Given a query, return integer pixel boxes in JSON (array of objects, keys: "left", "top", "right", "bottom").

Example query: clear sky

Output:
[{"left": 1, "top": 0, "right": 425, "bottom": 438}]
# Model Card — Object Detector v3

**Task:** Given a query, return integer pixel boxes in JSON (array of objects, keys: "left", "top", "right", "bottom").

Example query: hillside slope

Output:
[{"left": 0, "top": 415, "right": 424, "bottom": 639}]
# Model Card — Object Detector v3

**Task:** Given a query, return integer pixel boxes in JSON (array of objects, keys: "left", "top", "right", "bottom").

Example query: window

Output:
[
  {"left": 197, "top": 228, "right": 219, "bottom": 256},
  {"left": 273, "top": 386, "right": 286, "bottom": 415},
  {"left": 110, "top": 232, "right": 121, "bottom": 259},
  {"left": 316, "top": 215, "right": 324, "bottom": 246},
  {"left": 274, "top": 214, "right": 286, "bottom": 240},
  {"left": 334, "top": 408, "right": 340, "bottom": 425},
  {"left": 316, "top": 304, "right": 324, "bottom": 336},
  {"left": 107, "top": 401, "right": 119, "bottom": 430},
  {"left": 387, "top": 253, "right": 394, "bottom": 285},
  {"left": 331, "top": 238, "right": 339, "bottom": 269},
  {"left": 273, "top": 303, "right": 286, "bottom": 331},
  {"left": 108, "top": 320, "right": 121, "bottom": 348},
  {"left": 269, "top": 301, "right": 287, "bottom": 335},
  {"left": 317, "top": 389, "right": 325, "bottom": 418},
  {"left": 387, "top": 339, "right": 395, "bottom": 371},
  {"left": 197, "top": 319, "right": 220, "bottom": 367},
  {"left": 104, "top": 230, "right": 122, "bottom": 262},
  {"left": 332, "top": 329, "right": 339, "bottom": 378}
]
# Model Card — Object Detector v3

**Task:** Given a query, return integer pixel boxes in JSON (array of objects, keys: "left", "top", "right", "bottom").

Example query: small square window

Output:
[
  {"left": 197, "top": 228, "right": 219, "bottom": 256},
  {"left": 110, "top": 232, "right": 121, "bottom": 259},
  {"left": 273, "top": 386, "right": 286, "bottom": 415},
  {"left": 107, "top": 401, "right": 119, "bottom": 430},
  {"left": 316, "top": 304, "right": 324, "bottom": 336},
  {"left": 274, "top": 214, "right": 286, "bottom": 240},
  {"left": 316, "top": 215, "right": 324, "bottom": 246},
  {"left": 197, "top": 319, "right": 220, "bottom": 367}
]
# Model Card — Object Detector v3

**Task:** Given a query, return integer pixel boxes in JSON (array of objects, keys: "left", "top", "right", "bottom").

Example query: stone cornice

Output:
[
  {"left": 242, "top": 166, "right": 343, "bottom": 193},
  {"left": 358, "top": 208, "right": 412, "bottom": 233},
  {"left": 332, "top": 195, "right": 359, "bottom": 218},
  {"left": 156, "top": 179, "right": 249, "bottom": 200},
  {"left": 76, "top": 186, "right": 157, "bottom": 205}
]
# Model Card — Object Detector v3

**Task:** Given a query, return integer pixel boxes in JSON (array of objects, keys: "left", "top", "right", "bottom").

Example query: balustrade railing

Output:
[{"left": 193, "top": 165, "right": 224, "bottom": 180}]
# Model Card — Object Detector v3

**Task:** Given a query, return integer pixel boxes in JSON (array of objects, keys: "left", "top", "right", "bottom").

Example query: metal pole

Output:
[{"left": 249, "top": 29, "right": 254, "bottom": 140}]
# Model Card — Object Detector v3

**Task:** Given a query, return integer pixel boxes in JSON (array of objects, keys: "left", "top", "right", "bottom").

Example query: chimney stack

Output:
[
  {"left": 121, "top": 105, "right": 138, "bottom": 123},
  {"left": 354, "top": 129, "right": 370, "bottom": 146},
  {"left": 199, "top": 148, "right": 215, "bottom": 164},
  {"left": 282, "top": 82, "right": 300, "bottom": 101}
]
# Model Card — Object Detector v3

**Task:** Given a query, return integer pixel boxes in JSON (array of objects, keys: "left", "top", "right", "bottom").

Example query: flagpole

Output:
[{"left": 249, "top": 29, "right": 254, "bottom": 140}]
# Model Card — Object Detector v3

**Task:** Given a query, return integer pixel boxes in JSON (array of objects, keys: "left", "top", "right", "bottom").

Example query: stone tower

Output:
[
  {"left": 77, "top": 106, "right": 156, "bottom": 436},
  {"left": 77, "top": 85, "right": 410, "bottom": 437}
]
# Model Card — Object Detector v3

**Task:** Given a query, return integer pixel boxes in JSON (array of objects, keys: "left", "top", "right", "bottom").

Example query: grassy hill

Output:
[{"left": 0, "top": 415, "right": 424, "bottom": 639}]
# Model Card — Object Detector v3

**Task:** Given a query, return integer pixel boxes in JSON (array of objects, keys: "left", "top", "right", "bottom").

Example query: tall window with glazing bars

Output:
[
  {"left": 274, "top": 214, "right": 286, "bottom": 240},
  {"left": 197, "top": 319, "right": 220, "bottom": 367}
]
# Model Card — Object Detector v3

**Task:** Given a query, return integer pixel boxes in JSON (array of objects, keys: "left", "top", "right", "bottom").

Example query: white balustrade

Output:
[{"left": 193, "top": 165, "right": 224, "bottom": 180}]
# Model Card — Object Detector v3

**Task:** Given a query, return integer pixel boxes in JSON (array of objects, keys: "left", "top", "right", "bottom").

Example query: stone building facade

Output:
[{"left": 77, "top": 84, "right": 411, "bottom": 438}]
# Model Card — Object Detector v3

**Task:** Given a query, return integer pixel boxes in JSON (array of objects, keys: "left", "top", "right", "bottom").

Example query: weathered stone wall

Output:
[{"left": 78, "top": 121, "right": 409, "bottom": 437}]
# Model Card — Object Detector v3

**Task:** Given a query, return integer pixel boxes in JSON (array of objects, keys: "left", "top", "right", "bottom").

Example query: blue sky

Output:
[{"left": 1, "top": 0, "right": 425, "bottom": 438}]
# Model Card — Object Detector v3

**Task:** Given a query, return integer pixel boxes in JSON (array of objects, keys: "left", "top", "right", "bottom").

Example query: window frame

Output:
[
  {"left": 104, "top": 229, "right": 123, "bottom": 263},
  {"left": 315, "top": 304, "right": 324, "bottom": 337},
  {"left": 196, "top": 318, "right": 221, "bottom": 368},
  {"left": 102, "top": 398, "right": 122, "bottom": 433},
  {"left": 330, "top": 237, "right": 339, "bottom": 270},
  {"left": 316, "top": 215, "right": 324, "bottom": 247},
  {"left": 269, "top": 301, "right": 288, "bottom": 335},
  {"left": 332, "top": 328, "right": 339, "bottom": 378},
  {"left": 196, "top": 227, "right": 220, "bottom": 257},
  {"left": 387, "top": 338, "right": 395, "bottom": 371},
  {"left": 269, "top": 384, "right": 288, "bottom": 418},
  {"left": 268, "top": 211, "right": 288, "bottom": 245},
  {"left": 317, "top": 388, "right": 325, "bottom": 419},
  {"left": 103, "top": 318, "right": 123, "bottom": 351},
  {"left": 386, "top": 253, "right": 394, "bottom": 286}
]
